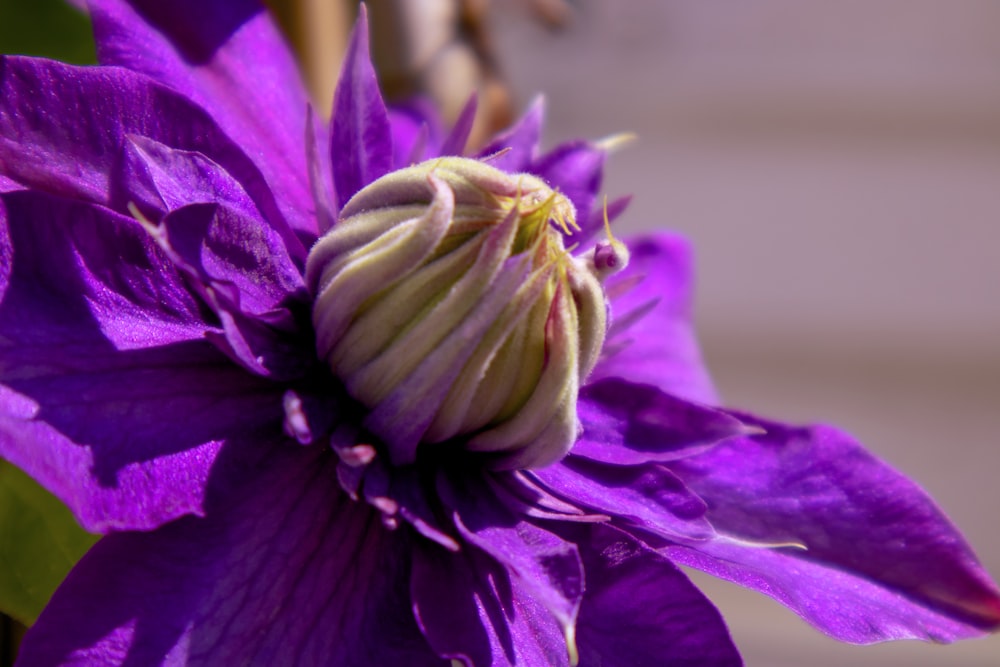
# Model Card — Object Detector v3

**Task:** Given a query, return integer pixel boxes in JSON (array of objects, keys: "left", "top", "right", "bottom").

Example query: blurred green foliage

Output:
[
  {"left": 0, "top": 0, "right": 95, "bottom": 63},
  {"left": 0, "top": 0, "right": 98, "bottom": 651},
  {"left": 0, "top": 461, "right": 99, "bottom": 626},
  {"left": 0, "top": 0, "right": 98, "bottom": 635}
]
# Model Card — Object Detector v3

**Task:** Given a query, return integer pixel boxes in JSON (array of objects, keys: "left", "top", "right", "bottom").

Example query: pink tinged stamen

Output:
[
  {"left": 336, "top": 443, "right": 377, "bottom": 467},
  {"left": 282, "top": 390, "right": 313, "bottom": 445}
]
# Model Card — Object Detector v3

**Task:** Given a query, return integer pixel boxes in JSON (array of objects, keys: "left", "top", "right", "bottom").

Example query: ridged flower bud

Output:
[{"left": 306, "top": 157, "right": 628, "bottom": 469}]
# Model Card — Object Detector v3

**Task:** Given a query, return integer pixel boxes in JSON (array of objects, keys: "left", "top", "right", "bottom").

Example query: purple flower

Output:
[{"left": 1, "top": 2, "right": 998, "bottom": 665}]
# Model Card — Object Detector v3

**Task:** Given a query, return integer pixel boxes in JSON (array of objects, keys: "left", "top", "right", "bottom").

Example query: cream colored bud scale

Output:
[{"left": 306, "top": 158, "right": 627, "bottom": 469}]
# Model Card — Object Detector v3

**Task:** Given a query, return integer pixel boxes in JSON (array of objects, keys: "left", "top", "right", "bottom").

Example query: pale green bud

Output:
[{"left": 305, "top": 157, "right": 627, "bottom": 469}]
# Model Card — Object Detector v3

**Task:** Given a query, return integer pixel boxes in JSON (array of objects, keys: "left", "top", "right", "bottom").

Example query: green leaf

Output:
[
  {"left": 0, "top": 460, "right": 99, "bottom": 626},
  {"left": 0, "top": 0, "right": 97, "bottom": 64}
]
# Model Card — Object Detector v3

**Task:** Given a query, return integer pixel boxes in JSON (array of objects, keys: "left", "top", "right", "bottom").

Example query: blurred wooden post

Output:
[
  {"left": 366, "top": 0, "right": 513, "bottom": 149},
  {"left": 264, "top": 0, "right": 351, "bottom": 116},
  {"left": 268, "top": 0, "right": 517, "bottom": 149}
]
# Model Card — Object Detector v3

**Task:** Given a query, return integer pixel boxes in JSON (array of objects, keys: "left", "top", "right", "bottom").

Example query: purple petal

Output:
[
  {"left": 487, "top": 471, "right": 609, "bottom": 524},
  {"left": 157, "top": 203, "right": 305, "bottom": 320},
  {"left": 571, "top": 524, "right": 742, "bottom": 667},
  {"left": 477, "top": 96, "right": 544, "bottom": 173},
  {"left": 669, "top": 414, "right": 1000, "bottom": 642},
  {"left": 330, "top": 6, "right": 393, "bottom": 209},
  {"left": 573, "top": 378, "right": 747, "bottom": 465},
  {"left": 530, "top": 139, "right": 605, "bottom": 231},
  {"left": 439, "top": 94, "right": 478, "bottom": 157},
  {"left": 306, "top": 107, "right": 336, "bottom": 234},
  {"left": 0, "top": 190, "right": 208, "bottom": 351},
  {"left": 0, "top": 191, "right": 285, "bottom": 533},
  {"left": 439, "top": 470, "right": 584, "bottom": 639},
  {"left": 0, "top": 57, "right": 293, "bottom": 241},
  {"left": 592, "top": 232, "right": 719, "bottom": 404},
  {"left": 19, "top": 445, "right": 446, "bottom": 666},
  {"left": 150, "top": 202, "right": 310, "bottom": 379},
  {"left": 359, "top": 456, "right": 460, "bottom": 552},
  {"left": 118, "top": 134, "right": 306, "bottom": 262},
  {"left": 389, "top": 98, "right": 443, "bottom": 168},
  {"left": 532, "top": 457, "right": 715, "bottom": 544},
  {"left": 120, "top": 135, "right": 262, "bottom": 220},
  {"left": 412, "top": 541, "right": 574, "bottom": 667},
  {"left": 0, "top": 347, "right": 280, "bottom": 535},
  {"left": 578, "top": 192, "right": 631, "bottom": 244},
  {"left": 85, "top": 0, "right": 315, "bottom": 236}
]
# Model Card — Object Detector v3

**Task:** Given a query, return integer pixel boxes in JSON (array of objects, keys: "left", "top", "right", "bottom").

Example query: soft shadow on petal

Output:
[
  {"left": 0, "top": 352, "right": 280, "bottom": 535},
  {"left": 570, "top": 524, "right": 743, "bottom": 667},
  {"left": 439, "top": 469, "right": 584, "bottom": 642},
  {"left": 573, "top": 378, "right": 746, "bottom": 466},
  {"left": 412, "top": 540, "right": 574, "bottom": 667},
  {"left": 669, "top": 414, "right": 1000, "bottom": 642},
  {"left": 329, "top": 6, "right": 393, "bottom": 210},
  {"left": 0, "top": 190, "right": 209, "bottom": 353},
  {"left": 84, "top": 0, "right": 315, "bottom": 237},
  {"left": 19, "top": 443, "right": 446, "bottom": 667},
  {"left": 0, "top": 191, "right": 284, "bottom": 532},
  {"left": 532, "top": 457, "right": 715, "bottom": 544},
  {"left": 593, "top": 232, "right": 718, "bottom": 405}
]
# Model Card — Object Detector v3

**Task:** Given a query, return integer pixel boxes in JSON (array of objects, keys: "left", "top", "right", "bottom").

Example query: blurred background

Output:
[
  {"left": 484, "top": 3, "right": 1000, "bottom": 665},
  {"left": 2, "top": 0, "right": 998, "bottom": 665}
]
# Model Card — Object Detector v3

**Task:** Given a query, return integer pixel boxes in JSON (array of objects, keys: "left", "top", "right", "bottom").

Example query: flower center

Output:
[{"left": 305, "top": 157, "right": 627, "bottom": 469}]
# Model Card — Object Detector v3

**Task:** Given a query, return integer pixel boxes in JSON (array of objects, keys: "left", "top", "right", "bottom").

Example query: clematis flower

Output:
[{"left": 1, "top": 1, "right": 998, "bottom": 665}]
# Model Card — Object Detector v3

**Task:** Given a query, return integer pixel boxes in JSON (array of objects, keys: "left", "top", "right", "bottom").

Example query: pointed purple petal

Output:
[
  {"left": 669, "top": 414, "right": 1000, "bottom": 642},
  {"left": 477, "top": 96, "right": 545, "bottom": 173},
  {"left": 573, "top": 378, "right": 747, "bottom": 465},
  {"left": 411, "top": 542, "right": 495, "bottom": 667},
  {"left": 571, "top": 525, "right": 742, "bottom": 667},
  {"left": 530, "top": 139, "right": 605, "bottom": 230},
  {"left": 439, "top": 470, "right": 584, "bottom": 640},
  {"left": 439, "top": 94, "right": 478, "bottom": 157},
  {"left": 19, "top": 445, "right": 445, "bottom": 666},
  {"left": 412, "top": 540, "right": 573, "bottom": 667},
  {"left": 85, "top": 0, "right": 315, "bottom": 235},
  {"left": 592, "top": 232, "right": 718, "bottom": 404},
  {"left": 532, "top": 457, "right": 715, "bottom": 544},
  {"left": 306, "top": 106, "right": 337, "bottom": 234},
  {"left": 330, "top": 7, "right": 393, "bottom": 209},
  {"left": 389, "top": 98, "right": 443, "bottom": 168}
]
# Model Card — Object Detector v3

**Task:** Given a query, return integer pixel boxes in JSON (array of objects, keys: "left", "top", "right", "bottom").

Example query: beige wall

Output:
[{"left": 493, "top": 2, "right": 1000, "bottom": 664}]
